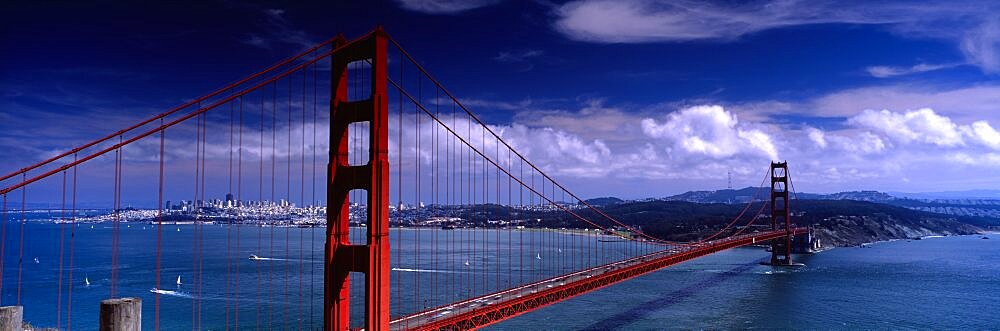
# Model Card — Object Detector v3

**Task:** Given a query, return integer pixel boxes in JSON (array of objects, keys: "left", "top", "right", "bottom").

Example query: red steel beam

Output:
[{"left": 397, "top": 228, "right": 808, "bottom": 331}]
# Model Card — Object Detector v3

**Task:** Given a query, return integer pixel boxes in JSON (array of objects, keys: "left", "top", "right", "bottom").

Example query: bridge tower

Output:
[
  {"left": 769, "top": 161, "right": 793, "bottom": 265},
  {"left": 325, "top": 29, "right": 391, "bottom": 330}
]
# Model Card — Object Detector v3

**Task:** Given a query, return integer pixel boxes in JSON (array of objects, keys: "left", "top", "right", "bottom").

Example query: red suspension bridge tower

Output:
[
  {"left": 769, "top": 161, "right": 794, "bottom": 266},
  {"left": 325, "top": 29, "right": 391, "bottom": 330}
]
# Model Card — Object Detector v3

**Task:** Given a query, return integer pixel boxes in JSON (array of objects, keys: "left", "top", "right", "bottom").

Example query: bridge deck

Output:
[{"left": 388, "top": 228, "right": 808, "bottom": 330}]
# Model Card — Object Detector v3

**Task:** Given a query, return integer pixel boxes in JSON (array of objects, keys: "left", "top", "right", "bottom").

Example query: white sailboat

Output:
[
  {"left": 536, "top": 253, "right": 542, "bottom": 260},
  {"left": 85, "top": 276, "right": 91, "bottom": 286},
  {"left": 464, "top": 260, "right": 470, "bottom": 266},
  {"left": 176, "top": 275, "right": 182, "bottom": 286}
]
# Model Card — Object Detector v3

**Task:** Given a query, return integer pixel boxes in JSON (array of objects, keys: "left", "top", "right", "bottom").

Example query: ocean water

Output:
[
  {"left": 2, "top": 219, "right": 998, "bottom": 330},
  {"left": 495, "top": 234, "right": 1000, "bottom": 330}
]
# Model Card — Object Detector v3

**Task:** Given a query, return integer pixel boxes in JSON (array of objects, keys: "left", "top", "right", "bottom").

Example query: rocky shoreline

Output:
[{"left": 809, "top": 214, "right": 981, "bottom": 247}]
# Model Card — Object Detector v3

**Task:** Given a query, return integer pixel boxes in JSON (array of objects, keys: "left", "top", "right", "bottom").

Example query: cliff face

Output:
[
  {"left": 810, "top": 214, "right": 981, "bottom": 247},
  {"left": 557, "top": 199, "right": 984, "bottom": 247},
  {"left": 790, "top": 200, "right": 983, "bottom": 247}
]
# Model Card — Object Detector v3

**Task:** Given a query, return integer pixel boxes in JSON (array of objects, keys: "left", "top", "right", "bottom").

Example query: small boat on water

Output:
[
  {"left": 249, "top": 254, "right": 263, "bottom": 261},
  {"left": 464, "top": 260, "right": 470, "bottom": 266},
  {"left": 85, "top": 277, "right": 90, "bottom": 286},
  {"left": 176, "top": 275, "right": 182, "bottom": 286},
  {"left": 536, "top": 253, "right": 542, "bottom": 260},
  {"left": 34, "top": 257, "right": 39, "bottom": 264},
  {"left": 150, "top": 288, "right": 173, "bottom": 295},
  {"left": 983, "top": 236, "right": 990, "bottom": 240}
]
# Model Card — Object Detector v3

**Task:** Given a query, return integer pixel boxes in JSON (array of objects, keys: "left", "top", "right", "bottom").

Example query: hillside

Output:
[{"left": 535, "top": 199, "right": 981, "bottom": 247}]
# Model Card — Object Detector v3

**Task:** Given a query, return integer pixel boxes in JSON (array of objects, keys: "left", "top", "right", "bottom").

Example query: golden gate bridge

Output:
[{"left": 0, "top": 28, "right": 807, "bottom": 330}]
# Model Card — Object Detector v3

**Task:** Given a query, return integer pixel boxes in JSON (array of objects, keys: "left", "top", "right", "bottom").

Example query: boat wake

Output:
[
  {"left": 392, "top": 267, "right": 465, "bottom": 274},
  {"left": 248, "top": 254, "right": 292, "bottom": 261},
  {"left": 150, "top": 288, "right": 193, "bottom": 298}
]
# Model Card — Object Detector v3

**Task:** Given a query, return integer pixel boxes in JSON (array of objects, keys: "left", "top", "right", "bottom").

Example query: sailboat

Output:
[
  {"left": 85, "top": 277, "right": 91, "bottom": 286},
  {"left": 464, "top": 260, "right": 470, "bottom": 266},
  {"left": 33, "top": 257, "right": 40, "bottom": 264},
  {"left": 536, "top": 253, "right": 542, "bottom": 260},
  {"left": 176, "top": 275, "right": 182, "bottom": 286}
]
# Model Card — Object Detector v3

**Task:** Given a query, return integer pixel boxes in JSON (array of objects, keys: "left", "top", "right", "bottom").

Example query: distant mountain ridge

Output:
[
  {"left": 587, "top": 188, "right": 1000, "bottom": 226},
  {"left": 660, "top": 187, "right": 898, "bottom": 204}
]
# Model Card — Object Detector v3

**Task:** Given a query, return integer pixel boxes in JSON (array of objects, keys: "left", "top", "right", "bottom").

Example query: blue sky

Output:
[{"left": 2, "top": 0, "right": 1000, "bottom": 202}]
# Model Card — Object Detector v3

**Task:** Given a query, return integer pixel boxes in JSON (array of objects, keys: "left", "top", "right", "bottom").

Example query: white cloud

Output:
[
  {"left": 964, "top": 120, "right": 1000, "bottom": 150},
  {"left": 947, "top": 152, "right": 1000, "bottom": 166},
  {"left": 640, "top": 105, "right": 778, "bottom": 160},
  {"left": 865, "top": 63, "right": 962, "bottom": 78},
  {"left": 826, "top": 130, "right": 887, "bottom": 155},
  {"left": 960, "top": 16, "right": 1000, "bottom": 73},
  {"left": 804, "top": 84, "right": 1000, "bottom": 122},
  {"left": 396, "top": 0, "right": 500, "bottom": 14},
  {"left": 494, "top": 50, "right": 543, "bottom": 63},
  {"left": 848, "top": 108, "right": 964, "bottom": 147},
  {"left": 806, "top": 127, "right": 827, "bottom": 148},
  {"left": 552, "top": 0, "right": 1000, "bottom": 73}
]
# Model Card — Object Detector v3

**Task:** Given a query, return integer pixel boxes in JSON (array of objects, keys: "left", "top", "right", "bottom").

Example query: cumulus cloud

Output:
[
  {"left": 964, "top": 120, "right": 1000, "bottom": 150},
  {"left": 396, "top": 0, "right": 501, "bottom": 14},
  {"left": 641, "top": 105, "right": 777, "bottom": 160},
  {"left": 848, "top": 108, "right": 964, "bottom": 147},
  {"left": 551, "top": 0, "right": 1000, "bottom": 73}
]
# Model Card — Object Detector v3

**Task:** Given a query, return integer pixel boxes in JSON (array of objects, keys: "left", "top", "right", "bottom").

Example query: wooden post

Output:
[
  {"left": 100, "top": 297, "right": 141, "bottom": 331},
  {"left": 0, "top": 306, "right": 22, "bottom": 331}
]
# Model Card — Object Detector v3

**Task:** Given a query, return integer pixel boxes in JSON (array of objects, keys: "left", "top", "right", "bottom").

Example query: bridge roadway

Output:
[{"left": 387, "top": 227, "right": 808, "bottom": 330}]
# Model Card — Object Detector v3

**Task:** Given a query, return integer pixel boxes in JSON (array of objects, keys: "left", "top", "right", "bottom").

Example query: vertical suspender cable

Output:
[
  {"left": 155, "top": 119, "right": 165, "bottom": 331},
  {"left": 56, "top": 170, "right": 67, "bottom": 329},
  {"left": 68, "top": 155, "right": 78, "bottom": 330}
]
